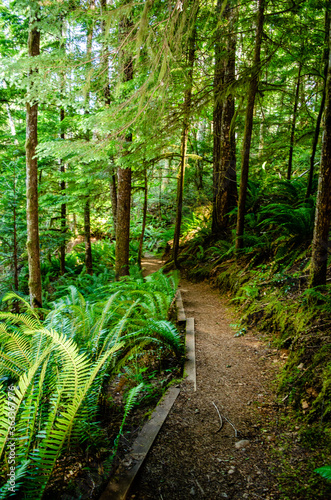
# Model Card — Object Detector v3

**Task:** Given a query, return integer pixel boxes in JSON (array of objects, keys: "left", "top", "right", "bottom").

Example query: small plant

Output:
[{"left": 314, "top": 465, "right": 331, "bottom": 482}]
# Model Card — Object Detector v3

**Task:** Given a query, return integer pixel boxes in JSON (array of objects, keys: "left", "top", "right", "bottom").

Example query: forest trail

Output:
[{"left": 131, "top": 258, "right": 282, "bottom": 499}]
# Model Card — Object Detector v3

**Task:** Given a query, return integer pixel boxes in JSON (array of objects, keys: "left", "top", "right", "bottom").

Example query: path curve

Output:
[{"left": 131, "top": 260, "right": 281, "bottom": 499}]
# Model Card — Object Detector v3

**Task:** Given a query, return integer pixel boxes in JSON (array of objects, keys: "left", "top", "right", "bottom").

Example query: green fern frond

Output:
[{"left": 314, "top": 465, "right": 331, "bottom": 482}]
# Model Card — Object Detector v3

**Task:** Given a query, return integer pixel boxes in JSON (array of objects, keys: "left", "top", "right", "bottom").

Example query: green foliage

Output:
[
  {"left": 314, "top": 466, "right": 331, "bottom": 482},
  {"left": 0, "top": 267, "right": 181, "bottom": 498}
]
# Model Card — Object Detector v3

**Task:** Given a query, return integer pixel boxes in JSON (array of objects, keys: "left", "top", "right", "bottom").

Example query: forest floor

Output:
[{"left": 128, "top": 257, "right": 293, "bottom": 500}]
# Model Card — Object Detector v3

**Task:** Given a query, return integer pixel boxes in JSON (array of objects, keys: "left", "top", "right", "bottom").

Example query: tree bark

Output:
[
  {"left": 287, "top": 62, "right": 302, "bottom": 180},
  {"left": 138, "top": 167, "right": 148, "bottom": 267},
  {"left": 306, "top": 10, "right": 330, "bottom": 199},
  {"left": 172, "top": 7, "right": 197, "bottom": 267},
  {"left": 26, "top": 11, "right": 42, "bottom": 308},
  {"left": 310, "top": 17, "right": 331, "bottom": 288},
  {"left": 115, "top": 165, "right": 131, "bottom": 278},
  {"left": 235, "top": 0, "right": 265, "bottom": 250},
  {"left": 212, "top": 0, "right": 237, "bottom": 238}
]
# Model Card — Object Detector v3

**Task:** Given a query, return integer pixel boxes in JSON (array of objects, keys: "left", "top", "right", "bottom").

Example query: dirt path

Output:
[{"left": 131, "top": 259, "right": 282, "bottom": 499}]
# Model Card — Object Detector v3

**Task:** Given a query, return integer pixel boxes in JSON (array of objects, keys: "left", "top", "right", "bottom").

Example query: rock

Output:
[{"left": 235, "top": 440, "right": 250, "bottom": 449}]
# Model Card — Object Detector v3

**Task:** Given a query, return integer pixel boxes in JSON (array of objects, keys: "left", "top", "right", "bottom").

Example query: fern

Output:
[
  {"left": 315, "top": 466, "right": 331, "bottom": 482},
  {"left": 0, "top": 266, "right": 180, "bottom": 497},
  {"left": 111, "top": 383, "right": 144, "bottom": 458}
]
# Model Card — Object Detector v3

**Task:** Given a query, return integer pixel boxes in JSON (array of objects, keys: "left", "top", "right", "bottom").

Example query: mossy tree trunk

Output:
[
  {"left": 212, "top": 0, "right": 237, "bottom": 238},
  {"left": 310, "top": 16, "right": 331, "bottom": 288},
  {"left": 235, "top": 0, "right": 265, "bottom": 250},
  {"left": 26, "top": 7, "right": 42, "bottom": 308}
]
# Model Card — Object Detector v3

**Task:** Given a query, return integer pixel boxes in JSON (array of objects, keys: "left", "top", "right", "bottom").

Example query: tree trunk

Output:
[
  {"left": 235, "top": 0, "right": 265, "bottom": 250},
  {"left": 310, "top": 17, "right": 331, "bottom": 288},
  {"left": 115, "top": 14, "right": 134, "bottom": 279},
  {"left": 172, "top": 8, "right": 197, "bottom": 267},
  {"left": 287, "top": 62, "right": 302, "bottom": 180},
  {"left": 84, "top": 199, "right": 93, "bottom": 275},
  {"left": 138, "top": 167, "right": 148, "bottom": 267},
  {"left": 26, "top": 12, "right": 42, "bottom": 308},
  {"left": 212, "top": 0, "right": 237, "bottom": 238},
  {"left": 115, "top": 165, "right": 131, "bottom": 278},
  {"left": 60, "top": 108, "right": 66, "bottom": 275},
  {"left": 306, "top": 10, "right": 330, "bottom": 199}
]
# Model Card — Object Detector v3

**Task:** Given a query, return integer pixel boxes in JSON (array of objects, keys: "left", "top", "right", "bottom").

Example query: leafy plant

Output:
[
  {"left": 314, "top": 466, "right": 331, "bottom": 482},
  {"left": 0, "top": 267, "right": 181, "bottom": 498}
]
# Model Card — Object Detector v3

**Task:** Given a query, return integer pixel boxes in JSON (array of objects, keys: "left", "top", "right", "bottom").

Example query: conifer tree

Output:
[
  {"left": 212, "top": 0, "right": 237, "bottom": 238},
  {"left": 235, "top": 0, "right": 265, "bottom": 250},
  {"left": 115, "top": 12, "right": 134, "bottom": 279},
  {"left": 310, "top": 14, "right": 331, "bottom": 288},
  {"left": 26, "top": 2, "right": 42, "bottom": 308},
  {"left": 173, "top": 0, "right": 198, "bottom": 268}
]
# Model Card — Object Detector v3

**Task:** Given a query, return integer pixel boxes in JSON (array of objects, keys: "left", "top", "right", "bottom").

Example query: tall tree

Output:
[
  {"left": 306, "top": 10, "right": 330, "bottom": 199},
  {"left": 59, "top": 108, "right": 66, "bottom": 276},
  {"left": 101, "top": 0, "right": 118, "bottom": 236},
  {"left": 310, "top": 15, "right": 331, "bottom": 288},
  {"left": 84, "top": 2, "right": 94, "bottom": 276},
  {"left": 172, "top": 1, "right": 198, "bottom": 268},
  {"left": 26, "top": 4, "right": 42, "bottom": 308},
  {"left": 235, "top": 0, "right": 265, "bottom": 250},
  {"left": 212, "top": 0, "right": 237, "bottom": 238},
  {"left": 115, "top": 13, "right": 133, "bottom": 279}
]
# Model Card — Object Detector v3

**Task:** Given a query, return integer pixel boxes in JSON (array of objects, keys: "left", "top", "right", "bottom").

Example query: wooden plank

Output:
[
  {"left": 99, "top": 386, "right": 180, "bottom": 500},
  {"left": 176, "top": 290, "right": 186, "bottom": 325},
  {"left": 185, "top": 317, "right": 196, "bottom": 391}
]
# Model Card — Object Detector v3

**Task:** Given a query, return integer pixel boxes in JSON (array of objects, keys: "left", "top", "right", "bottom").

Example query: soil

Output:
[{"left": 129, "top": 258, "right": 285, "bottom": 499}]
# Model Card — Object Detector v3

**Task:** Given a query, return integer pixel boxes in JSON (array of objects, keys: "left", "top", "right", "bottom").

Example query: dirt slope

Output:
[{"left": 129, "top": 262, "right": 282, "bottom": 499}]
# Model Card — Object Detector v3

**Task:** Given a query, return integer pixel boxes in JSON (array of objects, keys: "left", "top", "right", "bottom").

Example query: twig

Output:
[
  {"left": 195, "top": 479, "right": 205, "bottom": 496},
  {"left": 212, "top": 401, "right": 223, "bottom": 433},
  {"left": 222, "top": 414, "right": 238, "bottom": 438}
]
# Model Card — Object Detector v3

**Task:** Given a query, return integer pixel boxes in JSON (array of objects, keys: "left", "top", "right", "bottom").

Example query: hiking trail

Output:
[{"left": 127, "top": 257, "right": 283, "bottom": 499}]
